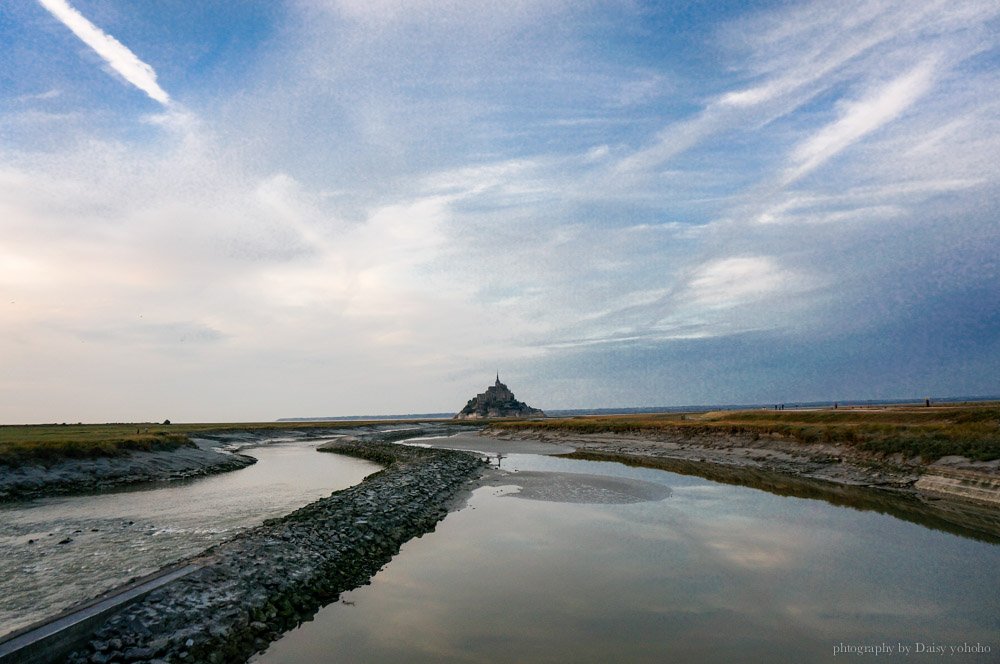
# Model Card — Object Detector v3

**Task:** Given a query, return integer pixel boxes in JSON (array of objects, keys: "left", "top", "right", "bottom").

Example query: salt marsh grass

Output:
[{"left": 492, "top": 404, "right": 1000, "bottom": 462}]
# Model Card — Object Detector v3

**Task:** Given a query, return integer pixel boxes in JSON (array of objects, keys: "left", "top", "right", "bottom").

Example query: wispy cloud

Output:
[
  {"left": 616, "top": 0, "right": 999, "bottom": 176},
  {"left": 16, "top": 88, "right": 62, "bottom": 103},
  {"left": 4, "top": 0, "right": 999, "bottom": 420},
  {"left": 686, "top": 257, "right": 792, "bottom": 308},
  {"left": 782, "top": 58, "right": 937, "bottom": 184},
  {"left": 37, "top": 0, "right": 171, "bottom": 105}
]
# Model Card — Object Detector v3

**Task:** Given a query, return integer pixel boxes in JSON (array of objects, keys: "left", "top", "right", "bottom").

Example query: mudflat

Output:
[
  {"left": 480, "top": 406, "right": 1000, "bottom": 541},
  {"left": 485, "top": 405, "right": 1000, "bottom": 502}
]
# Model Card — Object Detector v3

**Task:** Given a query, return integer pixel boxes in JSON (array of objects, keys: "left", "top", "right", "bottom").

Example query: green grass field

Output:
[{"left": 491, "top": 404, "right": 1000, "bottom": 462}]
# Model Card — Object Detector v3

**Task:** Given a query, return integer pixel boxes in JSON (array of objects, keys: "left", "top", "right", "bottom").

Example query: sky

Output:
[{"left": 1, "top": 0, "right": 999, "bottom": 423}]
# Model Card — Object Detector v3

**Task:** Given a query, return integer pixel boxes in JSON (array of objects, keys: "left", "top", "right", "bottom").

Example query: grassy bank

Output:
[
  {"left": 0, "top": 418, "right": 467, "bottom": 467},
  {"left": 491, "top": 404, "right": 1000, "bottom": 463},
  {"left": 0, "top": 424, "right": 194, "bottom": 467}
]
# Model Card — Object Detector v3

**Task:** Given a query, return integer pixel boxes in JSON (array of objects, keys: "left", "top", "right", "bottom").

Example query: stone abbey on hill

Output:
[{"left": 454, "top": 376, "right": 545, "bottom": 419}]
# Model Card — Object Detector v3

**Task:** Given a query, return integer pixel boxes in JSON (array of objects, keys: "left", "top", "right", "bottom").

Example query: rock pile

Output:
[{"left": 65, "top": 441, "right": 484, "bottom": 664}]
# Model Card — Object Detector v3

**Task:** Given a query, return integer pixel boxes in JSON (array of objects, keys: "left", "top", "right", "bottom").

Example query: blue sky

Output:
[{"left": 2, "top": 0, "right": 999, "bottom": 423}]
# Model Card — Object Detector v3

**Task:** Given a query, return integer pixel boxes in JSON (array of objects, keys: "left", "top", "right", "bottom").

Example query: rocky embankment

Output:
[
  {"left": 64, "top": 441, "right": 484, "bottom": 664},
  {"left": 0, "top": 445, "right": 256, "bottom": 503}
]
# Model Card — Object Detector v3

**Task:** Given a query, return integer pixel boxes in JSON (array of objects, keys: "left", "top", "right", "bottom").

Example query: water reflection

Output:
[
  {"left": 0, "top": 439, "right": 379, "bottom": 635},
  {"left": 256, "top": 455, "right": 1000, "bottom": 664},
  {"left": 561, "top": 450, "right": 1000, "bottom": 543}
]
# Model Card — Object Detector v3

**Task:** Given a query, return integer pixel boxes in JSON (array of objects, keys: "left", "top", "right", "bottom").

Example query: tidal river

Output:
[
  {"left": 255, "top": 440, "right": 1000, "bottom": 664},
  {"left": 0, "top": 436, "right": 380, "bottom": 636}
]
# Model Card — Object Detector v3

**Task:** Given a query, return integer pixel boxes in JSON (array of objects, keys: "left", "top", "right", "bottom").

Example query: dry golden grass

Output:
[
  {"left": 0, "top": 424, "right": 192, "bottom": 466},
  {"left": 492, "top": 404, "right": 1000, "bottom": 462}
]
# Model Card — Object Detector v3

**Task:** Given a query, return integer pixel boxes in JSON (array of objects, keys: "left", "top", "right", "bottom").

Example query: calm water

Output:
[
  {"left": 257, "top": 453, "right": 1000, "bottom": 664},
  {"left": 0, "top": 437, "right": 379, "bottom": 636}
]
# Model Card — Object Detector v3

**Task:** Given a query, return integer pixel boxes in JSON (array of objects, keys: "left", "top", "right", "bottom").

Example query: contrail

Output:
[{"left": 37, "top": 0, "right": 171, "bottom": 105}]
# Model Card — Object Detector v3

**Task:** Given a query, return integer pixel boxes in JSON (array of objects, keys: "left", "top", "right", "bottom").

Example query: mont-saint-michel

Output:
[{"left": 454, "top": 375, "right": 545, "bottom": 419}]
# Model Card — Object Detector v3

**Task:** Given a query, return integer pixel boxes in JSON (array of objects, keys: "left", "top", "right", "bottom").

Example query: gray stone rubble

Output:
[{"left": 64, "top": 440, "right": 484, "bottom": 664}]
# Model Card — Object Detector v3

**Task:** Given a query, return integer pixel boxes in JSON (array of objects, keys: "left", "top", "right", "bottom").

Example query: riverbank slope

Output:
[
  {"left": 485, "top": 405, "right": 1000, "bottom": 507},
  {"left": 0, "top": 421, "right": 472, "bottom": 502},
  {"left": 0, "top": 444, "right": 256, "bottom": 502}
]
